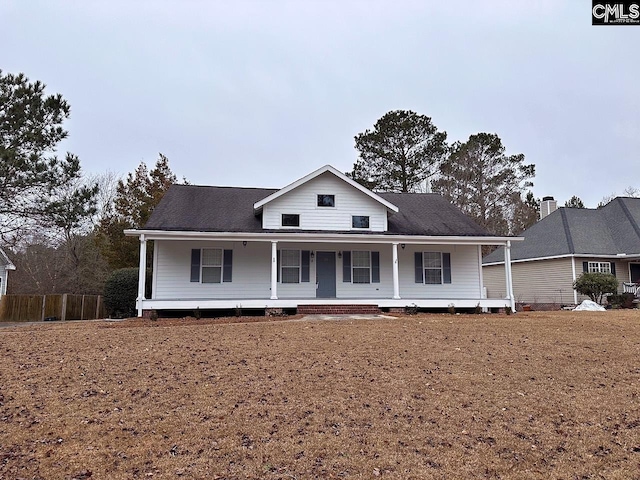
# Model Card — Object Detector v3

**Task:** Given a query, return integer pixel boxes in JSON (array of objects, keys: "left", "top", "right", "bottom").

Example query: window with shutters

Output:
[
  {"left": 352, "top": 251, "right": 371, "bottom": 284},
  {"left": 588, "top": 261, "right": 611, "bottom": 274},
  {"left": 415, "top": 251, "right": 451, "bottom": 284},
  {"left": 281, "top": 249, "right": 301, "bottom": 283},
  {"left": 202, "top": 248, "right": 223, "bottom": 283},
  {"left": 424, "top": 252, "right": 442, "bottom": 284}
]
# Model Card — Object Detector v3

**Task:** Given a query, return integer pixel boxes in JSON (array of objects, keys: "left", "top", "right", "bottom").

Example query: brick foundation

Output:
[
  {"left": 297, "top": 304, "right": 381, "bottom": 315},
  {"left": 142, "top": 309, "right": 157, "bottom": 319}
]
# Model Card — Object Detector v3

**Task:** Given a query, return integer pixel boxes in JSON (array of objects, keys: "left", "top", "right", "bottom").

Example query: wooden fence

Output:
[{"left": 0, "top": 294, "right": 105, "bottom": 322}]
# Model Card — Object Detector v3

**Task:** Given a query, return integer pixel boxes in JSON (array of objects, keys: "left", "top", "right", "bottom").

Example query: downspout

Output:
[{"left": 571, "top": 256, "right": 578, "bottom": 304}]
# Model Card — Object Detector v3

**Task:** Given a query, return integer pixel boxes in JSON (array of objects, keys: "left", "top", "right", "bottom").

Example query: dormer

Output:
[{"left": 253, "top": 165, "right": 399, "bottom": 232}]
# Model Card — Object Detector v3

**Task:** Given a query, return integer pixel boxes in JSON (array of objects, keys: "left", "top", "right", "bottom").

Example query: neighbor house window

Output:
[
  {"left": 281, "top": 249, "right": 301, "bottom": 283},
  {"left": 317, "top": 194, "right": 335, "bottom": 207},
  {"left": 352, "top": 251, "right": 371, "bottom": 284},
  {"left": 588, "top": 261, "right": 611, "bottom": 274},
  {"left": 352, "top": 215, "right": 370, "bottom": 229},
  {"left": 282, "top": 214, "right": 300, "bottom": 227},
  {"left": 202, "top": 248, "right": 223, "bottom": 283}
]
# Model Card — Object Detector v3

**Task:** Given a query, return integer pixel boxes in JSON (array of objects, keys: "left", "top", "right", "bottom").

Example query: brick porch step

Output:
[{"left": 297, "top": 304, "right": 381, "bottom": 315}]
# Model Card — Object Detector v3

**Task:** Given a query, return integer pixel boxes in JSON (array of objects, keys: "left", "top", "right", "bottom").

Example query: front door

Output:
[
  {"left": 631, "top": 263, "right": 640, "bottom": 283},
  {"left": 316, "top": 252, "right": 336, "bottom": 298}
]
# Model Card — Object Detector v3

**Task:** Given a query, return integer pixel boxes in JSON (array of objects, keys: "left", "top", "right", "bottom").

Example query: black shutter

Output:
[
  {"left": 414, "top": 252, "right": 423, "bottom": 283},
  {"left": 190, "top": 249, "right": 201, "bottom": 282},
  {"left": 277, "top": 250, "right": 280, "bottom": 282},
  {"left": 610, "top": 262, "right": 616, "bottom": 276},
  {"left": 583, "top": 261, "right": 588, "bottom": 273},
  {"left": 301, "top": 251, "right": 310, "bottom": 282},
  {"left": 223, "top": 249, "right": 233, "bottom": 282},
  {"left": 443, "top": 253, "right": 451, "bottom": 284},
  {"left": 343, "top": 251, "right": 351, "bottom": 282},
  {"left": 371, "top": 251, "right": 380, "bottom": 283}
]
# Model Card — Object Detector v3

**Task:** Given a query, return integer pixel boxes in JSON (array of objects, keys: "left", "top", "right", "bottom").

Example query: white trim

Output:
[
  {"left": 252, "top": 165, "right": 399, "bottom": 213},
  {"left": 137, "top": 235, "right": 147, "bottom": 317},
  {"left": 0, "top": 248, "right": 15, "bottom": 270},
  {"left": 484, "top": 252, "right": 640, "bottom": 266},
  {"left": 138, "top": 297, "right": 512, "bottom": 311},
  {"left": 270, "top": 241, "right": 278, "bottom": 299},
  {"left": 477, "top": 245, "right": 484, "bottom": 299},
  {"left": 504, "top": 240, "right": 515, "bottom": 311},
  {"left": 125, "top": 229, "right": 522, "bottom": 246},
  {"left": 392, "top": 243, "right": 400, "bottom": 299},
  {"left": 152, "top": 239, "right": 159, "bottom": 300},
  {"left": 571, "top": 256, "right": 578, "bottom": 304}
]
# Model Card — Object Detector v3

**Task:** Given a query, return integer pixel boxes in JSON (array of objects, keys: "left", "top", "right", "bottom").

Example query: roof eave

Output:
[{"left": 125, "top": 229, "right": 522, "bottom": 245}]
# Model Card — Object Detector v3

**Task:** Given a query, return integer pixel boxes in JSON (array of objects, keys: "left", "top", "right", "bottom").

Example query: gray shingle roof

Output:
[
  {"left": 144, "top": 184, "right": 492, "bottom": 237},
  {"left": 483, "top": 197, "right": 640, "bottom": 263}
]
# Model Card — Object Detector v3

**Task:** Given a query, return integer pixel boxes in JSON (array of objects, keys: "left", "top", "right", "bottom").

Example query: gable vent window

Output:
[
  {"left": 352, "top": 215, "right": 370, "bottom": 229},
  {"left": 317, "top": 194, "right": 335, "bottom": 207},
  {"left": 282, "top": 214, "right": 300, "bottom": 227}
]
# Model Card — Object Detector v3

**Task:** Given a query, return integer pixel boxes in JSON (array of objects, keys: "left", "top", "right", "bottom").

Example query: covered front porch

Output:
[{"left": 128, "top": 230, "right": 520, "bottom": 316}]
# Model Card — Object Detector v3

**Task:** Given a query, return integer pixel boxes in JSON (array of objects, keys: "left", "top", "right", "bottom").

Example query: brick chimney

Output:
[{"left": 540, "top": 196, "right": 557, "bottom": 219}]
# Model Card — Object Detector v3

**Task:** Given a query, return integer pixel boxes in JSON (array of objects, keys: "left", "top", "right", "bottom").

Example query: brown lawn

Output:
[{"left": 1, "top": 311, "right": 639, "bottom": 479}]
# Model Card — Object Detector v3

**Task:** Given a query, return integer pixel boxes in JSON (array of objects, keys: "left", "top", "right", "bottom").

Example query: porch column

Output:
[
  {"left": 137, "top": 234, "right": 147, "bottom": 317},
  {"left": 504, "top": 240, "right": 515, "bottom": 312},
  {"left": 392, "top": 242, "right": 401, "bottom": 299},
  {"left": 270, "top": 241, "right": 278, "bottom": 300},
  {"left": 477, "top": 245, "right": 485, "bottom": 299}
]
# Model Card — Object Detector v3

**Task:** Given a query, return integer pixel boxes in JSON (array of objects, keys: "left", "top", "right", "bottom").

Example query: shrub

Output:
[
  {"left": 573, "top": 273, "right": 619, "bottom": 304},
  {"left": 607, "top": 293, "right": 636, "bottom": 309},
  {"left": 104, "top": 268, "right": 151, "bottom": 318}
]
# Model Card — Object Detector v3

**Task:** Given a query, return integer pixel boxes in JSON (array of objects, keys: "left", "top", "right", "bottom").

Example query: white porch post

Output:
[
  {"left": 477, "top": 245, "right": 485, "bottom": 299},
  {"left": 504, "top": 240, "right": 515, "bottom": 312},
  {"left": 571, "top": 256, "right": 578, "bottom": 304},
  {"left": 270, "top": 241, "right": 278, "bottom": 300},
  {"left": 137, "top": 234, "right": 147, "bottom": 317},
  {"left": 392, "top": 242, "right": 401, "bottom": 299}
]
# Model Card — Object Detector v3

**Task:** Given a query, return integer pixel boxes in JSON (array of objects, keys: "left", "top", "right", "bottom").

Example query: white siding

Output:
[
  {"left": 154, "top": 240, "right": 272, "bottom": 300},
  {"left": 399, "top": 244, "right": 482, "bottom": 299},
  {"left": 262, "top": 172, "right": 388, "bottom": 231},
  {"left": 153, "top": 240, "right": 483, "bottom": 301}
]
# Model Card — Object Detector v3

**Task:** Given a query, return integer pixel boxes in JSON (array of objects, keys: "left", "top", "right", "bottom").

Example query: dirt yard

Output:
[{"left": 1, "top": 311, "right": 639, "bottom": 479}]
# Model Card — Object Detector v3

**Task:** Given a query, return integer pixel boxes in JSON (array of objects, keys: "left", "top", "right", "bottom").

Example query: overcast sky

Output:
[{"left": 2, "top": 1, "right": 638, "bottom": 207}]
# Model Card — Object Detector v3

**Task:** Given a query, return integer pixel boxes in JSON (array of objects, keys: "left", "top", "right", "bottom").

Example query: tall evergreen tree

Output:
[
  {"left": 348, "top": 110, "right": 448, "bottom": 192},
  {"left": 97, "top": 154, "right": 181, "bottom": 269},
  {"left": 432, "top": 133, "right": 535, "bottom": 235},
  {"left": 564, "top": 196, "right": 585, "bottom": 208},
  {"left": 0, "top": 70, "right": 96, "bottom": 244}
]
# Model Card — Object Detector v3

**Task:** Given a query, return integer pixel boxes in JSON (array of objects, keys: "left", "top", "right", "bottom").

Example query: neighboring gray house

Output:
[
  {"left": 0, "top": 248, "right": 16, "bottom": 298},
  {"left": 483, "top": 197, "right": 640, "bottom": 308},
  {"left": 125, "top": 165, "right": 520, "bottom": 316}
]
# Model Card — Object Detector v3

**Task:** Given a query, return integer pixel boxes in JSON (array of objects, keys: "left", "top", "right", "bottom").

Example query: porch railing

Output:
[{"left": 622, "top": 282, "right": 640, "bottom": 296}]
